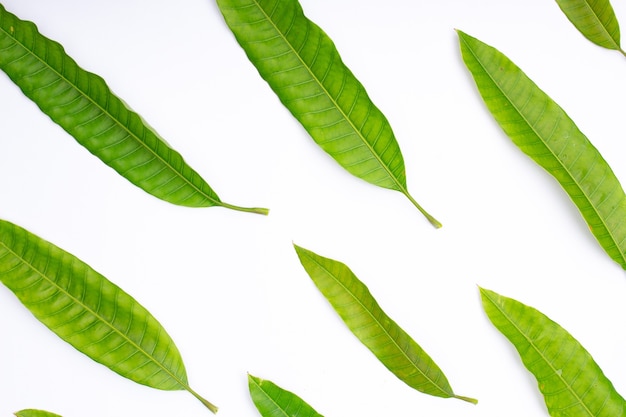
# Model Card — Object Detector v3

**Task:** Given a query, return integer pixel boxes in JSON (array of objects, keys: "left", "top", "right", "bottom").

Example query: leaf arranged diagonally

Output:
[
  {"left": 294, "top": 244, "right": 476, "bottom": 404},
  {"left": 0, "top": 4, "right": 267, "bottom": 215},
  {"left": 0, "top": 219, "right": 218, "bottom": 414},
  {"left": 458, "top": 30, "right": 626, "bottom": 269},
  {"left": 215, "top": 0, "right": 441, "bottom": 227},
  {"left": 15, "top": 410, "right": 62, "bottom": 417},
  {"left": 480, "top": 288, "right": 626, "bottom": 417},
  {"left": 248, "top": 374, "right": 323, "bottom": 417},
  {"left": 554, "top": 0, "right": 625, "bottom": 54}
]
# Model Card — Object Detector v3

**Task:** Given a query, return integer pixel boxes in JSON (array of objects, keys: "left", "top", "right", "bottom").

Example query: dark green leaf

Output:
[
  {"left": 0, "top": 4, "right": 267, "bottom": 215},
  {"left": 215, "top": 0, "right": 440, "bottom": 227}
]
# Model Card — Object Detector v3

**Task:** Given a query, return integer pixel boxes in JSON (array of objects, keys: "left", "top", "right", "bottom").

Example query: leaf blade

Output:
[
  {"left": 458, "top": 30, "right": 626, "bottom": 269},
  {"left": 15, "top": 410, "right": 63, "bottom": 417},
  {"left": 554, "top": 0, "right": 623, "bottom": 52},
  {"left": 215, "top": 0, "right": 440, "bottom": 227},
  {"left": 0, "top": 4, "right": 267, "bottom": 215},
  {"left": 294, "top": 244, "right": 475, "bottom": 403},
  {"left": 0, "top": 219, "right": 217, "bottom": 413},
  {"left": 248, "top": 374, "right": 324, "bottom": 417},
  {"left": 480, "top": 287, "right": 626, "bottom": 417}
]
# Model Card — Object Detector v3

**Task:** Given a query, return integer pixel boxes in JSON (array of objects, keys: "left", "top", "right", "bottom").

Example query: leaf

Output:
[
  {"left": 0, "top": 4, "right": 267, "bottom": 216},
  {"left": 15, "top": 411, "right": 62, "bottom": 417},
  {"left": 458, "top": 30, "right": 626, "bottom": 269},
  {"left": 215, "top": 0, "right": 441, "bottom": 227},
  {"left": 553, "top": 0, "right": 625, "bottom": 54},
  {"left": 480, "top": 287, "right": 626, "bottom": 417},
  {"left": 248, "top": 374, "right": 323, "bottom": 417},
  {"left": 293, "top": 244, "right": 476, "bottom": 404},
  {"left": 0, "top": 219, "right": 218, "bottom": 413}
]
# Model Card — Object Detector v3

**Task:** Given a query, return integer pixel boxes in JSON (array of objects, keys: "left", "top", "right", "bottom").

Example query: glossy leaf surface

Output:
[
  {"left": 15, "top": 411, "right": 62, "bottom": 417},
  {"left": 0, "top": 4, "right": 267, "bottom": 215},
  {"left": 0, "top": 219, "right": 217, "bottom": 413},
  {"left": 458, "top": 30, "right": 626, "bottom": 269},
  {"left": 215, "top": 0, "right": 440, "bottom": 227},
  {"left": 248, "top": 374, "right": 323, "bottom": 417},
  {"left": 554, "top": 0, "right": 624, "bottom": 53},
  {"left": 294, "top": 244, "right": 476, "bottom": 403},
  {"left": 480, "top": 288, "right": 626, "bottom": 416}
]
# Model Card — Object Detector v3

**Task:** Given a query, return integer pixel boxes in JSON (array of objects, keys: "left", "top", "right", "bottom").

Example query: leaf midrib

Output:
[
  {"left": 0, "top": 237, "right": 189, "bottom": 392},
  {"left": 483, "top": 291, "right": 595, "bottom": 417},
  {"left": 303, "top": 251, "right": 451, "bottom": 398},
  {"left": 0, "top": 18, "right": 220, "bottom": 207},
  {"left": 247, "top": 0, "right": 407, "bottom": 195},
  {"left": 460, "top": 34, "right": 626, "bottom": 267}
]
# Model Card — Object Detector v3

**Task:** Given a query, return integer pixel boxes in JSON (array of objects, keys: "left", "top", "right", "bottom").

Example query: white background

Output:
[{"left": 1, "top": 0, "right": 626, "bottom": 416}]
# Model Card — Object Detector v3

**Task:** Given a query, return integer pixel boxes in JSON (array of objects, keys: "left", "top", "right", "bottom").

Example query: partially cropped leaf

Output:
[
  {"left": 15, "top": 410, "right": 62, "bottom": 417},
  {"left": 0, "top": 4, "right": 267, "bottom": 215},
  {"left": 0, "top": 219, "right": 217, "bottom": 413},
  {"left": 294, "top": 244, "right": 476, "bottom": 404},
  {"left": 215, "top": 0, "right": 440, "bottom": 227},
  {"left": 458, "top": 30, "right": 626, "bottom": 269},
  {"left": 553, "top": 0, "right": 624, "bottom": 53},
  {"left": 248, "top": 374, "right": 323, "bottom": 417},
  {"left": 480, "top": 287, "right": 626, "bottom": 417}
]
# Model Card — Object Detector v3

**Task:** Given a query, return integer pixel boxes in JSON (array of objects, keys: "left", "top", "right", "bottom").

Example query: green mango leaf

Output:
[
  {"left": 0, "top": 219, "right": 218, "bottom": 413},
  {"left": 248, "top": 374, "right": 323, "bottom": 417},
  {"left": 0, "top": 4, "right": 267, "bottom": 216},
  {"left": 294, "top": 244, "right": 476, "bottom": 404},
  {"left": 15, "top": 410, "right": 62, "bottom": 417},
  {"left": 480, "top": 287, "right": 626, "bottom": 416},
  {"left": 553, "top": 0, "right": 625, "bottom": 54},
  {"left": 215, "top": 0, "right": 441, "bottom": 227},
  {"left": 458, "top": 30, "right": 626, "bottom": 269}
]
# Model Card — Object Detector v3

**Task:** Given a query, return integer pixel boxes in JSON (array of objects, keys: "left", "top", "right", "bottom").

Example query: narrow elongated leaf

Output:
[
  {"left": 0, "top": 219, "right": 217, "bottom": 413},
  {"left": 15, "top": 410, "right": 62, "bottom": 417},
  {"left": 480, "top": 287, "right": 626, "bottom": 417},
  {"left": 458, "top": 30, "right": 626, "bottom": 269},
  {"left": 294, "top": 244, "right": 476, "bottom": 404},
  {"left": 0, "top": 4, "right": 267, "bottom": 215},
  {"left": 215, "top": 0, "right": 440, "bottom": 227},
  {"left": 248, "top": 374, "right": 323, "bottom": 417},
  {"left": 553, "top": 0, "right": 625, "bottom": 53}
]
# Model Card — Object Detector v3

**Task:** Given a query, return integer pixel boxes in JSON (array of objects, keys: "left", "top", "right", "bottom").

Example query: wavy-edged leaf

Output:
[
  {"left": 0, "top": 219, "right": 217, "bottom": 413},
  {"left": 248, "top": 374, "right": 323, "bottom": 417},
  {"left": 480, "top": 287, "right": 626, "bottom": 417},
  {"left": 215, "top": 0, "right": 440, "bottom": 227},
  {"left": 294, "top": 244, "right": 476, "bottom": 404},
  {"left": 0, "top": 4, "right": 267, "bottom": 215},
  {"left": 458, "top": 30, "right": 626, "bottom": 269},
  {"left": 554, "top": 0, "right": 624, "bottom": 53},
  {"left": 15, "top": 410, "right": 62, "bottom": 417}
]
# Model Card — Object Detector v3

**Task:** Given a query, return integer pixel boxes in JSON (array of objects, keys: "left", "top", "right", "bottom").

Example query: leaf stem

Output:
[
  {"left": 403, "top": 191, "right": 442, "bottom": 228},
  {"left": 454, "top": 394, "right": 478, "bottom": 404},
  {"left": 186, "top": 386, "right": 219, "bottom": 414},
  {"left": 218, "top": 202, "right": 270, "bottom": 215}
]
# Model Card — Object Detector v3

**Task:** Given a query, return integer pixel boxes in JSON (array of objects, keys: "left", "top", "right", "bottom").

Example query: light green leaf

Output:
[
  {"left": 0, "top": 4, "right": 267, "bottom": 216},
  {"left": 294, "top": 244, "right": 476, "bottom": 404},
  {"left": 480, "top": 287, "right": 626, "bottom": 417},
  {"left": 215, "top": 0, "right": 440, "bottom": 227},
  {"left": 458, "top": 30, "right": 626, "bottom": 269},
  {"left": 15, "top": 411, "right": 62, "bottom": 417},
  {"left": 553, "top": 0, "right": 624, "bottom": 54},
  {"left": 248, "top": 374, "right": 323, "bottom": 417},
  {"left": 0, "top": 219, "right": 217, "bottom": 414}
]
